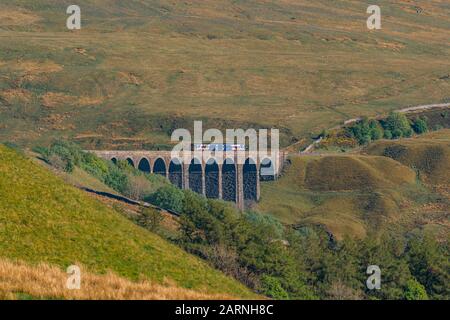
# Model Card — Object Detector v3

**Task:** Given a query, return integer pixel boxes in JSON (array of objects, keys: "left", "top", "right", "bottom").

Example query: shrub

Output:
[
  {"left": 81, "top": 152, "right": 109, "bottom": 177},
  {"left": 404, "top": 279, "right": 429, "bottom": 300},
  {"left": 346, "top": 118, "right": 384, "bottom": 145},
  {"left": 103, "top": 163, "right": 129, "bottom": 194},
  {"left": 411, "top": 117, "right": 428, "bottom": 134},
  {"left": 260, "top": 275, "right": 289, "bottom": 299},
  {"left": 383, "top": 112, "right": 413, "bottom": 138},
  {"left": 150, "top": 185, "right": 185, "bottom": 212},
  {"left": 48, "top": 154, "right": 71, "bottom": 172},
  {"left": 245, "top": 211, "right": 284, "bottom": 240},
  {"left": 369, "top": 120, "right": 384, "bottom": 140},
  {"left": 125, "top": 175, "right": 152, "bottom": 200},
  {"left": 137, "top": 207, "right": 164, "bottom": 232},
  {"left": 43, "top": 140, "right": 83, "bottom": 172},
  {"left": 384, "top": 129, "right": 393, "bottom": 139},
  {"left": 35, "top": 140, "right": 169, "bottom": 197},
  {"left": 392, "top": 128, "right": 403, "bottom": 139}
]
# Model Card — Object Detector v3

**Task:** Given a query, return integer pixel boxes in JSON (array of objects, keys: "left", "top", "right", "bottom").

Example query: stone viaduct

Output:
[{"left": 88, "top": 150, "right": 286, "bottom": 210}]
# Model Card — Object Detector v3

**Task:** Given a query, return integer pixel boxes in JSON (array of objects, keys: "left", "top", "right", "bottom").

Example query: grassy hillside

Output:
[
  {"left": 0, "top": 144, "right": 255, "bottom": 299},
  {"left": 365, "top": 129, "right": 450, "bottom": 186},
  {"left": 0, "top": 1, "right": 449, "bottom": 148},
  {"left": 256, "top": 153, "right": 448, "bottom": 239}
]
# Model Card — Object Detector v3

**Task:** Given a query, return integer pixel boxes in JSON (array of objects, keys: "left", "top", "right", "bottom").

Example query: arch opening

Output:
[
  {"left": 138, "top": 158, "right": 151, "bottom": 173},
  {"left": 243, "top": 158, "right": 258, "bottom": 203},
  {"left": 205, "top": 159, "right": 219, "bottom": 199},
  {"left": 189, "top": 158, "right": 203, "bottom": 194},
  {"left": 153, "top": 158, "right": 167, "bottom": 177},
  {"left": 169, "top": 158, "right": 183, "bottom": 189},
  {"left": 222, "top": 158, "right": 236, "bottom": 202},
  {"left": 126, "top": 157, "right": 135, "bottom": 168},
  {"left": 111, "top": 157, "right": 117, "bottom": 165}
]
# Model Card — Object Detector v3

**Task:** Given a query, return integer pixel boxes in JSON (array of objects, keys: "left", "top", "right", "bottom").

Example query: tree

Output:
[
  {"left": 104, "top": 164, "right": 129, "bottom": 194},
  {"left": 327, "top": 280, "right": 363, "bottom": 300},
  {"left": 383, "top": 112, "right": 413, "bottom": 138},
  {"left": 360, "top": 236, "right": 412, "bottom": 300},
  {"left": 346, "top": 117, "right": 371, "bottom": 144},
  {"left": 369, "top": 120, "right": 384, "bottom": 140},
  {"left": 411, "top": 117, "right": 428, "bottom": 134},
  {"left": 125, "top": 174, "right": 151, "bottom": 200},
  {"left": 150, "top": 185, "right": 185, "bottom": 212},
  {"left": 260, "top": 275, "right": 289, "bottom": 300},
  {"left": 404, "top": 279, "right": 429, "bottom": 300},
  {"left": 346, "top": 118, "right": 384, "bottom": 145},
  {"left": 384, "top": 129, "right": 393, "bottom": 139},
  {"left": 406, "top": 236, "right": 449, "bottom": 299},
  {"left": 137, "top": 207, "right": 164, "bottom": 232}
]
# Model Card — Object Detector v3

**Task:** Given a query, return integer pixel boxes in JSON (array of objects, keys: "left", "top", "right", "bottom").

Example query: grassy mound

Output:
[
  {"left": 304, "top": 156, "right": 416, "bottom": 191},
  {"left": 365, "top": 130, "right": 450, "bottom": 186},
  {"left": 0, "top": 144, "right": 254, "bottom": 299},
  {"left": 256, "top": 155, "right": 422, "bottom": 239}
]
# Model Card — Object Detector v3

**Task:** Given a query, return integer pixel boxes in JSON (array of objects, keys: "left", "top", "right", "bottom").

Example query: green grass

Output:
[
  {"left": 0, "top": 144, "right": 255, "bottom": 298},
  {"left": 0, "top": 1, "right": 449, "bottom": 149}
]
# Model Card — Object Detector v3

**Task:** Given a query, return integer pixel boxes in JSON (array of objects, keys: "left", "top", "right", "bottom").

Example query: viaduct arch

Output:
[{"left": 88, "top": 150, "right": 285, "bottom": 210}]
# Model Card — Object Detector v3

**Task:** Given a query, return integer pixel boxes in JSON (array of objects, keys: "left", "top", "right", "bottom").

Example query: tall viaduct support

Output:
[{"left": 88, "top": 150, "right": 286, "bottom": 210}]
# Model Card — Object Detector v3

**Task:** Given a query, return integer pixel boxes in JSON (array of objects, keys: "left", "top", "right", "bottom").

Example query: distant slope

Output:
[
  {"left": 303, "top": 155, "right": 416, "bottom": 191},
  {"left": 0, "top": 1, "right": 449, "bottom": 148},
  {"left": 256, "top": 154, "right": 443, "bottom": 239},
  {"left": 365, "top": 130, "right": 450, "bottom": 186},
  {"left": 0, "top": 144, "right": 255, "bottom": 299}
]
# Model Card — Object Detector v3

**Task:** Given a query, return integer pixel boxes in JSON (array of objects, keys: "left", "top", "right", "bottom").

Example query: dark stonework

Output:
[
  {"left": 138, "top": 158, "right": 151, "bottom": 173},
  {"left": 222, "top": 160, "right": 236, "bottom": 202},
  {"left": 169, "top": 160, "right": 183, "bottom": 188},
  {"left": 205, "top": 161, "right": 219, "bottom": 199},
  {"left": 243, "top": 159, "right": 258, "bottom": 201},
  {"left": 189, "top": 159, "right": 203, "bottom": 194}
]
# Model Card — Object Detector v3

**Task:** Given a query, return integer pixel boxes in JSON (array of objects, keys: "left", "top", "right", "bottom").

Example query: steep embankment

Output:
[
  {"left": 256, "top": 154, "right": 432, "bottom": 239},
  {"left": 0, "top": 144, "right": 255, "bottom": 299}
]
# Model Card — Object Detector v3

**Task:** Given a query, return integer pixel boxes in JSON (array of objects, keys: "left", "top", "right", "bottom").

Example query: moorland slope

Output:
[
  {"left": 0, "top": 144, "right": 255, "bottom": 299},
  {"left": 0, "top": 0, "right": 449, "bottom": 148},
  {"left": 256, "top": 134, "right": 449, "bottom": 240}
]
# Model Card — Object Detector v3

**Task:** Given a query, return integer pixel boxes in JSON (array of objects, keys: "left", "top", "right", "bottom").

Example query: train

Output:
[{"left": 193, "top": 144, "right": 245, "bottom": 151}]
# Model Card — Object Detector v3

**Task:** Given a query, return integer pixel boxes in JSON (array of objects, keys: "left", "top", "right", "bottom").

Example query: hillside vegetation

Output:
[
  {"left": 256, "top": 152, "right": 448, "bottom": 240},
  {"left": 0, "top": 1, "right": 449, "bottom": 148},
  {"left": 0, "top": 144, "right": 255, "bottom": 299}
]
